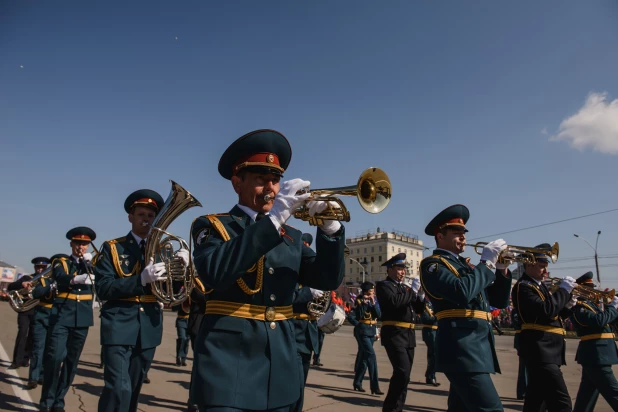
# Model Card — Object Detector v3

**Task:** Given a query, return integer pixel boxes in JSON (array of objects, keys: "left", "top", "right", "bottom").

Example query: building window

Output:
[
  {"left": 379, "top": 246, "right": 382, "bottom": 251},
  {"left": 371, "top": 246, "right": 374, "bottom": 252},
  {"left": 392, "top": 246, "right": 394, "bottom": 252},
  {"left": 378, "top": 256, "right": 382, "bottom": 262},
  {"left": 371, "top": 257, "right": 374, "bottom": 262},
  {"left": 417, "top": 251, "right": 419, "bottom": 257},
  {"left": 350, "top": 249, "right": 353, "bottom": 255},
  {"left": 349, "top": 268, "right": 352, "bottom": 274},
  {"left": 398, "top": 248, "right": 401, "bottom": 253},
  {"left": 364, "top": 247, "right": 367, "bottom": 253},
  {"left": 357, "top": 249, "right": 360, "bottom": 255}
]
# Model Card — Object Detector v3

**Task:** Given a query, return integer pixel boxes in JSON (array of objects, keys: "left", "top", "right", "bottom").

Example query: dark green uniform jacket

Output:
[
  {"left": 570, "top": 299, "right": 618, "bottom": 367},
  {"left": 421, "top": 300, "right": 437, "bottom": 342},
  {"left": 31, "top": 274, "right": 56, "bottom": 321},
  {"left": 420, "top": 249, "right": 512, "bottom": 374},
  {"left": 51, "top": 257, "right": 94, "bottom": 327},
  {"left": 94, "top": 232, "right": 162, "bottom": 349},
  {"left": 292, "top": 285, "right": 320, "bottom": 355},
  {"left": 353, "top": 298, "right": 381, "bottom": 337},
  {"left": 190, "top": 206, "right": 345, "bottom": 410},
  {"left": 511, "top": 273, "right": 570, "bottom": 365}
]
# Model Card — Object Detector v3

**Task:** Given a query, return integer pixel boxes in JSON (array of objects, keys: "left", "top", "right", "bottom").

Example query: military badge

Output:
[
  {"left": 196, "top": 228, "right": 211, "bottom": 246},
  {"left": 428, "top": 263, "right": 438, "bottom": 273}
]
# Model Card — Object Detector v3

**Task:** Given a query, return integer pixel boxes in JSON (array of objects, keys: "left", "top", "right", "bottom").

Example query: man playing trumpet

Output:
[
  {"left": 569, "top": 272, "right": 618, "bottom": 411},
  {"left": 511, "top": 243, "right": 576, "bottom": 412},
  {"left": 420, "top": 204, "right": 512, "bottom": 412},
  {"left": 190, "top": 129, "right": 346, "bottom": 411},
  {"left": 39, "top": 227, "right": 96, "bottom": 412}
]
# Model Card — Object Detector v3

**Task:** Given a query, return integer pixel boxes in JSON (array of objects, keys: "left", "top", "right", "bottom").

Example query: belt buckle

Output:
[{"left": 265, "top": 307, "right": 276, "bottom": 322}]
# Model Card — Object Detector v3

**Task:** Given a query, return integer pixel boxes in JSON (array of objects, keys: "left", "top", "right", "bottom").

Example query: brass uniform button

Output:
[
  {"left": 265, "top": 307, "right": 276, "bottom": 322},
  {"left": 270, "top": 294, "right": 276, "bottom": 301},
  {"left": 270, "top": 322, "right": 276, "bottom": 329},
  {"left": 268, "top": 267, "right": 274, "bottom": 275}
]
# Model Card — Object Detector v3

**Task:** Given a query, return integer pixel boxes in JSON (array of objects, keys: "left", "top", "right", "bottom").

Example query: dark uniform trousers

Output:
[
  {"left": 570, "top": 299, "right": 618, "bottom": 412},
  {"left": 190, "top": 207, "right": 345, "bottom": 411},
  {"left": 94, "top": 232, "right": 164, "bottom": 412},
  {"left": 176, "top": 316, "right": 190, "bottom": 360},
  {"left": 29, "top": 306, "right": 51, "bottom": 382},
  {"left": 512, "top": 273, "right": 572, "bottom": 412},
  {"left": 420, "top": 302, "right": 438, "bottom": 381},
  {"left": 291, "top": 283, "right": 320, "bottom": 412},
  {"left": 376, "top": 277, "right": 424, "bottom": 412},
  {"left": 40, "top": 256, "right": 94, "bottom": 409},
  {"left": 512, "top": 310, "right": 527, "bottom": 399},
  {"left": 29, "top": 277, "right": 56, "bottom": 383},
  {"left": 7, "top": 274, "right": 36, "bottom": 366},
  {"left": 420, "top": 250, "right": 512, "bottom": 412},
  {"left": 312, "top": 329, "right": 325, "bottom": 364},
  {"left": 351, "top": 298, "right": 381, "bottom": 392},
  {"left": 14, "top": 310, "right": 35, "bottom": 365}
]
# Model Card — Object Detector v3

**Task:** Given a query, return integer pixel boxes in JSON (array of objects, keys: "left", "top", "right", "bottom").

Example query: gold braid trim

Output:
[
  {"left": 108, "top": 238, "right": 141, "bottom": 278},
  {"left": 206, "top": 215, "right": 264, "bottom": 295}
]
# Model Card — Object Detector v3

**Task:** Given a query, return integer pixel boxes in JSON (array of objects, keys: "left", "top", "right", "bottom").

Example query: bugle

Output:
[{"left": 548, "top": 278, "right": 615, "bottom": 304}]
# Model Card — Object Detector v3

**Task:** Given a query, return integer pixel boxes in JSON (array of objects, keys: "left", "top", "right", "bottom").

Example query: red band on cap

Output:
[
  {"left": 72, "top": 234, "right": 92, "bottom": 242},
  {"left": 435, "top": 218, "right": 466, "bottom": 235},
  {"left": 581, "top": 279, "right": 595, "bottom": 285},
  {"left": 132, "top": 198, "right": 158, "bottom": 209},
  {"left": 232, "top": 152, "right": 282, "bottom": 175}
]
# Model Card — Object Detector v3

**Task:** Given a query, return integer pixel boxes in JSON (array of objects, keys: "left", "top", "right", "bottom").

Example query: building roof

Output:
[{"left": 0, "top": 260, "right": 16, "bottom": 269}]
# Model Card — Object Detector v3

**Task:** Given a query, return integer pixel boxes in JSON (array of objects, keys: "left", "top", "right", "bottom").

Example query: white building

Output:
[{"left": 337, "top": 228, "right": 425, "bottom": 301}]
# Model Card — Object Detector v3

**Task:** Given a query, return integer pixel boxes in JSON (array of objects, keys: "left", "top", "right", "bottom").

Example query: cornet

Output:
[
  {"left": 264, "top": 167, "right": 391, "bottom": 226},
  {"left": 548, "top": 278, "right": 615, "bottom": 304},
  {"left": 466, "top": 242, "right": 559, "bottom": 265}
]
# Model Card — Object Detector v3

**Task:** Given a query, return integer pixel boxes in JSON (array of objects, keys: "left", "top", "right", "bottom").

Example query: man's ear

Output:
[
  {"left": 231, "top": 176, "right": 242, "bottom": 195},
  {"left": 128, "top": 213, "right": 133, "bottom": 224}
]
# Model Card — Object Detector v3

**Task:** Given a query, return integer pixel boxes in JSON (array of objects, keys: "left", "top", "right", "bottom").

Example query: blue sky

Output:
[{"left": 2, "top": 1, "right": 618, "bottom": 287}]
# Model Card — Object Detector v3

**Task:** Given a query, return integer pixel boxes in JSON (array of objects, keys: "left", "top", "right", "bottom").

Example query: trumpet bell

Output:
[
  {"left": 357, "top": 167, "right": 391, "bottom": 214},
  {"left": 296, "top": 167, "right": 391, "bottom": 226}
]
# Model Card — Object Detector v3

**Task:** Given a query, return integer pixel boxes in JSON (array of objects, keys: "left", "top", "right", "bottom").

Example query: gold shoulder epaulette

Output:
[{"left": 107, "top": 236, "right": 127, "bottom": 245}]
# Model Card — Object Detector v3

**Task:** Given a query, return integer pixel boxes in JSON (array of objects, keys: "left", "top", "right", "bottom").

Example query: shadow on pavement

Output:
[
  {"left": 0, "top": 370, "right": 39, "bottom": 411},
  {"left": 310, "top": 392, "right": 445, "bottom": 411},
  {"left": 149, "top": 360, "right": 192, "bottom": 375}
]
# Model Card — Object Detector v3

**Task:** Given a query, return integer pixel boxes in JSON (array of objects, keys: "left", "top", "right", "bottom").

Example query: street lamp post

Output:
[
  {"left": 349, "top": 257, "right": 367, "bottom": 283},
  {"left": 574, "top": 231, "right": 602, "bottom": 285}
]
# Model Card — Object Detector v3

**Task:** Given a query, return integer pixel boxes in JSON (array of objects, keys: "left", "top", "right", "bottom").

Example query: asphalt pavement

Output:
[{"left": 0, "top": 302, "right": 612, "bottom": 411}]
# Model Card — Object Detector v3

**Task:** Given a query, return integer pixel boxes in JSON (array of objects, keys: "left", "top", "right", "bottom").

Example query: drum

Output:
[{"left": 317, "top": 304, "right": 346, "bottom": 334}]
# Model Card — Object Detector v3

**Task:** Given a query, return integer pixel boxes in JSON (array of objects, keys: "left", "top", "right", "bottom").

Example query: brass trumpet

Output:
[
  {"left": 467, "top": 242, "right": 559, "bottom": 265},
  {"left": 548, "top": 278, "right": 615, "bottom": 304},
  {"left": 265, "top": 167, "right": 391, "bottom": 226}
]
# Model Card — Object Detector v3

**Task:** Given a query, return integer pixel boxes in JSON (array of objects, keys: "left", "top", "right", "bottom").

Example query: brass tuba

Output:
[
  {"left": 289, "top": 167, "right": 391, "bottom": 226},
  {"left": 8, "top": 267, "right": 54, "bottom": 313},
  {"left": 307, "top": 291, "right": 332, "bottom": 319},
  {"left": 144, "top": 181, "right": 202, "bottom": 306}
]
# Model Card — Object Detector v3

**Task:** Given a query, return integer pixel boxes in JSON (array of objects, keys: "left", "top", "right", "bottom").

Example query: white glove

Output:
[
  {"left": 411, "top": 277, "right": 421, "bottom": 293},
  {"left": 140, "top": 258, "right": 167, "bottom": 286},
  {"left": 268, "top": 179, "right": 312, "bottom": 227},
  {"left": 71, "top": 274, "right": 93, "bottom": 285},
  {"left": 480, "top": 239, "right": 507, "bottom": 265},
  {"left": 81, "top": 253, "right": 93, "bottom": 262},
  {"left": 158, "top": 302, "right": 164, "bottom": 309},
  {"left": 307, "top": 200, "right": 342, "bottom": 235},
  {"left": 558, "top": 276, "right": 576, "bottom": 294},
  {"left": 610, "top": 296, "right": 618, "bottom": 309},
  {"left": 565, "top": 295, "right": 578, "bottom": 309},
  {"left": 310, "top": 288, "right": 324, "bottom": 299},
  {"left": 417, "top": 287, "right": 425, "bottom": 301},
  {"left": 175, "top": 249, "right": 190, "bottom": 267}
]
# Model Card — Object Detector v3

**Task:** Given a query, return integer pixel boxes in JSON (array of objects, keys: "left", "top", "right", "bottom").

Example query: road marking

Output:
[{"left": 0, "top": 340, "right": 38, "bottom": 411}]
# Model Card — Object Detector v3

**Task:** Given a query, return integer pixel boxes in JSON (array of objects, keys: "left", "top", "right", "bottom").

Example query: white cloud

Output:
[
  {"left": 540, "top": 127, "right": 548, "bottom": 135},
  {"left": 550, "top": 92, "right": 618, "bottom": 154}
]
